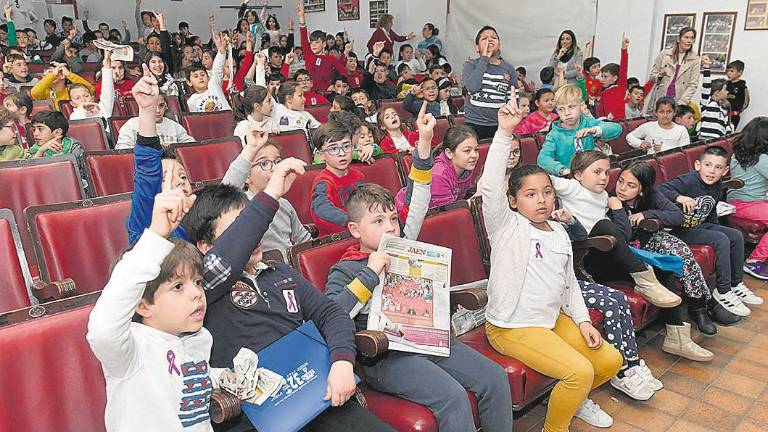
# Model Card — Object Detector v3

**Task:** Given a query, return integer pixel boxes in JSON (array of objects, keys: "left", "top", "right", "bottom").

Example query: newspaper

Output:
[
  {"left": 93, "top": 40, "right": 134, "bottom": 62},
  {"left": 367, "top": 235, "right": 452, "bottom": 357},
  {"left": 450, "top": 279, "right": 488, "bottom": 336}
]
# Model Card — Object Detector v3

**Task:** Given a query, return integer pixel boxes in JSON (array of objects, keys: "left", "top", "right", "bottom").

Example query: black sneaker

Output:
[
  {"left": 689, "top": 307, "right": 717, "bottom": 336},
  {"left": 708, "top": 300, "right": 743, "bottom": 327}
]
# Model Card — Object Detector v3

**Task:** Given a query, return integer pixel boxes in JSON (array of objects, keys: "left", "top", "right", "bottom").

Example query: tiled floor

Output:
[{"left": 514, "top": 277, "right": 768, "bottom": 432}]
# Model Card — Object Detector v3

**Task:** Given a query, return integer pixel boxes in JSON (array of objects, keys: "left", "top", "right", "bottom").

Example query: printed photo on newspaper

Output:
[{"left": 368, "top": 235, "right": 452, "bottom": 356}]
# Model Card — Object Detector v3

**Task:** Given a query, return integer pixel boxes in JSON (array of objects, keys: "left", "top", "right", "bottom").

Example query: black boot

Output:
[
  {"left": 708, "top": 300, "right": 743, "bottom": 327},
  {"left": 689, "top": 307, "right": 718, "bottom": 336}
]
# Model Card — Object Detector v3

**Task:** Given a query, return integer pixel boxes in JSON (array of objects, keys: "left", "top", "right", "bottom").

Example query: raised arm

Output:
[{"left": 401, "top": 102, "right": 436, "bottom": 240}]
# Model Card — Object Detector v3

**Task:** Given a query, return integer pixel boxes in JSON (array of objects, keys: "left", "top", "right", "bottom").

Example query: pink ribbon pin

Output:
[
  {"left": 535, "top": 242, "right": 543, "bottom": 259},
  {"left": 167, "top": 350, "right": 181, "bottom": 376}
]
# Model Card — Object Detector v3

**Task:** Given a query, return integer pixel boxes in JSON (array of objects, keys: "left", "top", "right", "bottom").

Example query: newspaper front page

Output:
[{"left": 367, "top": 235, "right": 452, "bottom": 356}]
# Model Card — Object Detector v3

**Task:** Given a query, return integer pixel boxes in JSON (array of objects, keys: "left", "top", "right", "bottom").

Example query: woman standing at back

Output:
[
  {"left": 547, "top": 30, "right": 583, "bottom": 85},
  {"left": 366, "top": 14, "right": 416, "bottom": 54},
  {"left": 645, "top": 27, "right": 701, "bottom": 115}
]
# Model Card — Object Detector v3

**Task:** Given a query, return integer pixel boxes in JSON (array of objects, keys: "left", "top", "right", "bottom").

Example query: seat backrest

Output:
[
  {"left": 451, "top": 96, "right": 465, "bottom": 110},
  {"left": 355, "top": 155, "right": 404, "bottom": 195},
  {"left": 418, "top": 202, "right": 487, "bottom": 285},
  {"left": 68, "top": 118, "right": 110, "bottom": 152},
  {"left": 432, "top": 117, "right": 451, "bottom": 145},
  {"left": 81, "top": 62, "right": 101, "bottom": 72},
  {"left": 710, "top": 137, "right": 733, "bottom": 156},
  {"left": 31, "top": 100, "right": 54, "bottom": 118},
  {"left": 165, "top": 96, "right": 183, "bottom": 119},
  {"left": 658, "top": 151, "right": 689, "bottom": 183},
  {"left": 26, "top": 194, "right": 131, "bottom": 295},
  {"left": 0, "top": 156, "right": 85, "bottom": 268},
  {"left": 378, "top": 99, "right": 412, "bottom": 122},
  {"left": 448, "top": 114, "right": 464, "bottom": 127},
  {"left": 684, "top": 144, "right": 707, "bottom": 170},
  {"left": 0, "top": 210, "right": 33, "bottom": 313},
  {"left": 519, "top": 135, "right": 539, "bottom": 165},
  {"left": 470, "top": 141, "right": 492, "bottom": 187},
  {"left": 625, "top": 118, "right": 647, "bottom": 133},
  {"left": 123, "top": 96, "right": 139, "bottom": 117},
  {"left": 180, "top": 111, "right": 234, "bottom": 141},
  {"left": 396, "top": 153, "right": 413, "bottom": 182},
  {"left": 269, "top": 130, "right": 313, "bottom": 163},
  {"left": 283, "top": 165, "right": 325, "bottom": 225},
  {"left": 85, "top": 150, "right": 135, "bottom": 197},
  {"left": 173, "top": 137, "right": 242, "bottom": 183},
  {"left": 607, "top": 123, "right": 631, "bottom": 155},
  {"left": 0, "top": 301, "right": 107, "bottom": 432},
  {"left": 59, "top": 100, "right": 74, "bottom": 118},
  {"left": 607, "top": 167, "right": 622, "bottom": 193},
  {"left": 109, "top": 116, "right": 132, "bottom": 136},
  {"left": 289, "top": 233, "right": 358, "bottom": 292},
  {"left": 305, "top": 104, "right": 331, "bottom": 123},
  {"left": 27, "top": 63, "right": 45, "bottom": 74},
  {"left": 645, "top": 158, "right": 662, "bottom": 186}
]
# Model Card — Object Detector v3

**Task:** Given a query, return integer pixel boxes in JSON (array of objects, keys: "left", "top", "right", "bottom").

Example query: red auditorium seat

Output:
[
  {"left": 122, "top": 96, "right": 139, "bottom": 117},
  {"left": 26, "top": 194, "right": 131, "bottom": 296},
  {"left": 432, "top": 117, "right": 451, "bottom": 145},
  {"left": 283, "top": 165, "right": 325, "bottom": 225},
  {"left": 607, "top": 167, "right": 621, "bottom": 192},
  {"left": 305, "top": 103, "right": 331, "bottom": 123},
  {"left": 85, "top": 150, "right": 135, "bottom": 196},
  {"left": 164, "top": 96, "right": 183, "bottom": 119},
  {"left": 27, "top": 63, "right": 45, "bottom": 74},
  {"left": 81, "top": 62, "right": 101, "bottom": 72},
  {"left": 173, "top": 137, "right": 242, "bottom": 183},
  {"left": 31, "top": 100, "right": 55, "bottom": 117},
  {"left": 624, "top": 117, "right": 647, "bottom": 133},
  {"left": 354, "top": 155, "right": 404, "bottom": 195},
  {"left": 684, "top": 144, "right": 707, "bottom": 168},
  {"left": 645, "top": 158, "right": 662, "bottom": 186},
  {"left": 0, "top": 210, "right": 33, "bottom": 313},
  {"left": 448, "top": 114, "right": 465, "bottom": 127},
  {"left": 451, "top": 96, "right": 465, "bottom": 110},
  {"left": 396, "top": 152, "right": 413, "bottom": 181},
  {"left": 180, "top": 111, "right": 235, "bottom": 141},
  {"left": 470, "top": 141, "right": 492, "bottom": 187},
  {"left": 59, "top": 100, "right": 74, "bottom": 118},
  {"left": 606, "top": 123, "right": 631, "bottom": 154},
  {"left": 108, "top": 116, "right": 132, "bottom": 136},
  {"left": 68, "top": 118, "right": 110, "bottom": 151},
  {"left": 0, "top": 155, "right": 85, "bottom": 269},
  {"left": 519, "top": 135, "right": 539, "bottom": 165},
  {"left": 269, "top": 130, "right": 313, "bottom": 163},
  {"left": 658, "top": 151, "right": 690, "bottom": 182},
  {"left": 379, "top": 99, "right": 412, "bottom": 122}
]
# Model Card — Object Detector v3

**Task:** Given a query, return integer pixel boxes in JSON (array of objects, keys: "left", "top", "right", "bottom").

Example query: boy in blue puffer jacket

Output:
[{"left": 538, "top": 84, "right": 622, "bottom": 176}]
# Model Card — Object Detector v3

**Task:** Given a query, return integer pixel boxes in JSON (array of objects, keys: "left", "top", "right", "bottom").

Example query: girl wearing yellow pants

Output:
[{"left": 478, "top": 97, "right": 623, "bottom": 432}]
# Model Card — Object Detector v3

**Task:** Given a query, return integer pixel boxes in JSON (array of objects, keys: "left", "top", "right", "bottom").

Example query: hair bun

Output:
[{"left": 433, "top": 27, "right": 440, "bottom": 36}]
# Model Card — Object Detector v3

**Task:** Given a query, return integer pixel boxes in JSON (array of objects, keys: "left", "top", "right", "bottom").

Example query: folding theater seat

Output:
[
  {"left": 645, "top": 158, "right": 663, "bottom": 186},
  {"left": 84, "top": 150, "right": 135, "bottom": 197},
  {"left": 283, "top": 165, "right": 325, "bottom": 225},
  {"left": 607, "top": 167, "right": 621, "bottom": 193},
  {"left": 624, "top": 117, "right": 648, "bottom": 134},
  {"left": 354, "top": 155, "right": 404, "bottom": 195},
  {"left": 396, "top": 152, "right": 413, "bottom": 181},
  {"left": 59, "top": 100, "right": 74, "bottom": 118},
  {"left": 25, "top": 194, "right": 132, "bottom": 297},
  {"left": 108, "top": 116, "right": 132, "bottom": 136},
  {"left": 657, "top": 151, "right": 690, "bottom": 183},
  {"left": 31, "top": 100, "right": 54, "bottom": 117},
  {"left": 305, "top": 103, "right": 331, "bottom": 123},
  {"left": 68, "top": 118, "right": 110, "bottom": 151},
  {"left": 179, "top": 111, "right": 235, "bottom": 141},
  {"left": 0, "top": 155, "right": 85, "bottom": 271},
  {"left": 448, "top": 114, "right": 464, "bottom": 127},
  {"left": 684, "top": 143, "right": 707, "bottom": 169},
  {"left": 469, "top": 141, "right": 492, "bottom": 187},
  {"left": 378, "top": 99, "right": 413, "bottom": 122},
  {"left": 432, "top": 117, "right": 451, "bottom": 145},
  {"left": 606, "top": 122, "right": 632, "bottom": 155},
  {"left": 173, "top": 137, "right": 242, "bottom": 183},
  {"left": 0, "top": 210, "right": 34, "bottom": 313},
  {"left": 268, "top": 130, "right": 313, "bottom": 163},
  {"left": 519, "top": 135, "right": 539, "bottom": 165}
]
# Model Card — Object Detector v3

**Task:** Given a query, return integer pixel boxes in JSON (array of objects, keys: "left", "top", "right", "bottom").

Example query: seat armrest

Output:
[
  {"left": 31, "top": 278, "right": 77, "bottom": 302},
  {"left": 355, "top": 330, "right": 389, "bottom": 358},
  {"left": 210, "top": 389, "right": 241, "bottom": 424},
  {"left": 303, "top": 223, "right": 319, "bottom": 238},
  {"left": 722, "top": 179, "right": 744, "bottom": 190},
  {"left": 450, "top": 288, "right": 488, "bottom": 311}
]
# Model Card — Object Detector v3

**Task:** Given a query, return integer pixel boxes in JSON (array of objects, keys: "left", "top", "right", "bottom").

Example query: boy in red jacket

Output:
[
  {"left": 597, "top": 34, "right": 630, "bottom": 120},
  {"left": 297, "top": 3, "right": 348, "bottom": 92}
]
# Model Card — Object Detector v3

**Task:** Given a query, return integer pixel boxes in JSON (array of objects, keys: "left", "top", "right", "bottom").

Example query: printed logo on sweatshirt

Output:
[
  {"left": 177, "top": 360, "right": 213, "bottom": 428},
  {"left": 197, "top": 95, "right": 222, "bottom": 112},
  {"left": 231, "top": 280, "right": 260, "bottom": 309},
  {"left": 681, "top": 195, "right": 716, "bottom": 228}
]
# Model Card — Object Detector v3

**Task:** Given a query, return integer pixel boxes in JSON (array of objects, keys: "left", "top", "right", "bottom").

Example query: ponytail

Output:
[{"left": 235, "top": 85, "right": 270, "bottom": 122}]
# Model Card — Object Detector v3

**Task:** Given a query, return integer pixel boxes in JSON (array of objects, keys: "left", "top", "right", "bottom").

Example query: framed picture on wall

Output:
[
  {"left": 660, "top": 13, "right": 696, "bottom": 50},
  {"left": 370, "top": 0, "right": 388, "bottom": 29},
  {"left": 699, "top": 12, "right": 737, "bottom": 73},
  {"left": 337, "top": 0, "right": 360, "bottom": 21},
  {"left": 304, "top": 0, "right": 325, "bottom": 13},
  {"left": 745, "top": 0, "right": 768, "bottom": 30}
]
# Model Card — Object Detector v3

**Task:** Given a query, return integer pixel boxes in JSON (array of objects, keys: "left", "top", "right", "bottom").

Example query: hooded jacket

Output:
[{"left": 537, "top": 115, "right": 622, "bottom": 175}]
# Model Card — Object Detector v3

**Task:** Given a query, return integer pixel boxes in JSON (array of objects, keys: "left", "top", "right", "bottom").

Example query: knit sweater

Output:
[
  {"left": 550, "top": 176, "right": 608, "bottom": 233},
  {"left": 479, "top": 132, "right": 590, "bottom": 328}
]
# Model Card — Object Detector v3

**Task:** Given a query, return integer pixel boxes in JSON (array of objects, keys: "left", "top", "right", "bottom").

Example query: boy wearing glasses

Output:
[
  {"left": 115, "top": 99, "right": 195, "bottom": 150},
  {"left": 294, "top": 69, "right": 329, "bottom": 106},
  {"left": 311, "top": 121, "right": 366, "bottom": 236}
]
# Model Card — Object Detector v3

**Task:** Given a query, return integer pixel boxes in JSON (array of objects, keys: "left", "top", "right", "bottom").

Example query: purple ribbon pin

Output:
[
  {"left": 167, "top": 350, "right": 181, "bottom": 376},
  {"left": 535, "top": 242, "right": 543, "bottom": 259}
]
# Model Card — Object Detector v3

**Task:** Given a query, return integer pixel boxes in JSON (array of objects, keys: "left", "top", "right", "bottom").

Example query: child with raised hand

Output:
[
  {"left": 627, "top": 96, "right": 690, "bottom": 154},
  {"left": 537, "top": 84, "right": 622, "bottom": 176},
  {"left": 186, "top": 32, "right": 232, "bottom": 113},
  {"left": 377, "top": 106, "right": 418, "bottom": 154},
  {"left": 698, "top": 54, "right": 733, "bottom": 140},
  {"left": 596, "top": 33, "right": 630, "bottom": 120},
  {"left": 552, "top": 150, "right": 682, "bottom": 309},
  {"left": 221, "top": 120, "right": 311, "bottom": 260},
  {"left": 326, "top": 105, "right": 513, "bottom": 432},
  {"left": 69, "top": 49, "right": 115, "bottom": 129},
  {"left": 479, "top": 97, "right": 622, "bottom": 431},
  {"left": 514, "top": 88, "right": 557, "bottom": 136},
  {"left": 126, "top": 64, "right": 193, "bottom": 246},
  {"left": 295, "top": 3, "right": 347, "bottom": 92},
  {"left": 729, "top": 117, "right": 768, "bottom": 282},
  {"left": 423, "top": 124, "right": 479, "bottom": 209},
  {"left": 31, "top": 61, "right": 94, "bottom": 110}
]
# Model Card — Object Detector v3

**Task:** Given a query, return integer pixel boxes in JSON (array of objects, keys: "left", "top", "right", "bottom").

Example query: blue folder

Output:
[{"left": 241, "top": 321, "right": 354, "bottom": 432}]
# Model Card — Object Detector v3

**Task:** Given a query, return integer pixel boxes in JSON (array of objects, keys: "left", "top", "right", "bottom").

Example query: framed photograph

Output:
[
  {"left": 337, "top": 0, "right": 359, "bottom": 21},
  {"left": 745, "top": 0, "right": 768, "bottom": 30},
  {"left": 304, "top": 0, "right": 325, "bottom": 13},
  {"left": 370, "top": 0, "right": 389, "bottom": 29},
  {"left": 699, "top": 12, "right": 737, "bottom": 73},
  {"left": 660, "top": 13, "right": 696, "bottom": 51}
]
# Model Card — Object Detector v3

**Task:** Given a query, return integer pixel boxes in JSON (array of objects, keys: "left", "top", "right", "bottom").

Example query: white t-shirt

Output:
[
  {"left": 234, "top": 114, "right": 280, "bottom": 147},
  {"left": 69, "top": 67, "right": 115, "bottom": 132},
  {"left": 115, "top": 117, "right": 196, "bottom": 150},
  {"left": 507, "top": 222, "right": 570, "bottom": 328},
  {"left": 187, "top": 52, "right": 232, "bottom": 113},
  {"left": 271, "top": 103, "right": 321, "bottom": 134},
  {"left": 626, "top": 121, "right": 691, "bottom": 154}
]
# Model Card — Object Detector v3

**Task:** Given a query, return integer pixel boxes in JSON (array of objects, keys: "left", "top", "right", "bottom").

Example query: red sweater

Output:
[
  {"left": 586, "top": 76, "right": 602, "bottom": 99},
  {"left": 301, "top": 26, "right": 348, "bottom": 92},
  {"left": 366, "top": 27, "right": 408, "bottom": 53},
  {"left": 310, "top": 168, "right": 366, "bottom": 236},
  {"left": 379, "top": 130, "right": 420, "bottom": 154},
  {"left": 305, "top": 92, "right": 329, "bottom": 106},
  {"left": 344, "top": 68, "right": 364, "bottom": 89},
  {"left": 597, "top": 48, "right": 628, "bottom": 120},
  {"left": 95, "top": 79, "right": 135, "bottom": 100}
]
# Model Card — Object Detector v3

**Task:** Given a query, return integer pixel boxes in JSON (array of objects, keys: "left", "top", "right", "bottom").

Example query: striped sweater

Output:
[
  {"left": 461, "top": 56, "right": 516, "bottom": 126},
  {"left": 699, "top": 69, "right": 732, "bottom": 140}
]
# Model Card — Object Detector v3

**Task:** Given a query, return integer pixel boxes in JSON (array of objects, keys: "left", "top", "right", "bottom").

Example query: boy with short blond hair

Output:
[
  {"left": 537, "top": 84, "right": 622, "bottom": 176},
  {"left": 325, "top": 107, "right": 513, "bottom": 432}
]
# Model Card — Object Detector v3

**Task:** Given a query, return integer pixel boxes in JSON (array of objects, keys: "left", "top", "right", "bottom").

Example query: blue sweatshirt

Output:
[
  {"left": 658, "top": 171, "right": 723, "bottom": 227},
  {"left": 537, "top": 115, "right": 623, "bottom": 175}
]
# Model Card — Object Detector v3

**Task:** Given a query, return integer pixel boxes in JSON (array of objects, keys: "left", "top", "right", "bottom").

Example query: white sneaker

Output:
[
  {"left": 637, "top": 360, "right": 663, "bottom": 391},
  {"left": 732, "top": 282, "right": 765, "bottom": 305},
  {"left": 611, "top": 367, "right": 654, "bottom": 400},
  {"left": 574, "top": 398, "right": 613, "bottom": 428},
  {"left": 714, "top": 289, "right": 751, "bottom": 317}
]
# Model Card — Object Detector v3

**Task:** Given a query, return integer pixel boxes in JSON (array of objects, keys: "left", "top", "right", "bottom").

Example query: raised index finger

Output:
[{"left": 417, "top": 96, "right": 428, "bottom": 122}]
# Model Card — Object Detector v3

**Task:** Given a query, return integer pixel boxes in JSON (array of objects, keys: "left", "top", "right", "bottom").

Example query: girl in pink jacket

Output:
[{"left": 514, "top": 88, "right": 558, "bottom": 136}]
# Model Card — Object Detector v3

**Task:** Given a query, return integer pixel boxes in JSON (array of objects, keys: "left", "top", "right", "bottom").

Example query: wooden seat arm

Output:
[
  {"left": 450, "top": 288, "right": 488, "bottom": 311},
  {"left": 722, "top": 178, "right": 744, "bottom": 190},
  {"left": 638, "top": 218, "right": 663, "bottom": 232},
  {"left": 572, "top": 235, "right": 616, "bottom": 253},
  {"left": 303, "top": 223, "right": 319, "bottom": 238},
  {"left": 355, "top": 330, "right": 389, "bottom": 358},
  {"left": 31, "top": 278, "right": 77, "bottom": 302},
  {"left": 210, "top": 389, "right": 241, "bottom": 424}
]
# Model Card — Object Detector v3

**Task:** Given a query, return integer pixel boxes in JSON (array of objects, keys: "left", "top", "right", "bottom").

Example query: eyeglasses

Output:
[
  {"left": 509, "top": 149, "right": 521, "bottom": 157},
  {"left": 320, "top": 142, "right": 353, "bottom": 156},
  {"left": 296, "top": 78, "right": 312, "bottom": 83},
  {"left": 252, "top": 157, "right": 283, "bottom": 171},
  {"left": 421, "top": 86, "right": 437, "bottom": 91}
]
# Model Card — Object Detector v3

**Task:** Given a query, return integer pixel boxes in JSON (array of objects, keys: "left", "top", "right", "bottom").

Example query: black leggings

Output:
[{"left": 586, "top": 219, "right": 647, "bottom": 276}]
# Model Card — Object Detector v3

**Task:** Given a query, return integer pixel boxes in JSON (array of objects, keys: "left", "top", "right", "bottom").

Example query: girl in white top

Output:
[
  {"left": 479, "top": 99, "right": 621, "bottom": 432},
  {"left": 397, "top": 44, "right": 427, "bottom": 74},
  {"left": 233, "top": 85, "right": 280, "bottom": 146},
  {"left": 627, "top": 96, "right": 690, "bottom": 154}
]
